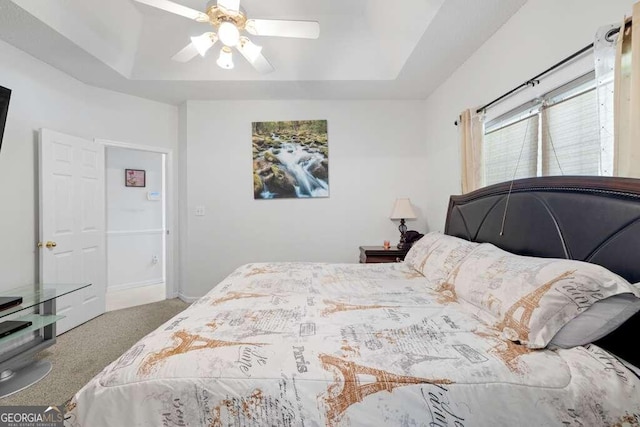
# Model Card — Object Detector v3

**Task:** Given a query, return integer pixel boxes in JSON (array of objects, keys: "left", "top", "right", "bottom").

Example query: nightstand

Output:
[{"left": 359, "top": 246, "right": 409, "bottom": 263}]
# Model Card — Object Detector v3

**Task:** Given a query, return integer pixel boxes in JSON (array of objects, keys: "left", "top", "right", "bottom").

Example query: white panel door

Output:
[{"left": 39, "top": 129, "right": 106, "bottom": 334}]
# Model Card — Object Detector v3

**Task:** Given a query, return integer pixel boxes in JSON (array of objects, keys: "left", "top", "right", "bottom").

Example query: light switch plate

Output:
[{"left": 195, "top": 206, "right": 205, "bottom": 216}]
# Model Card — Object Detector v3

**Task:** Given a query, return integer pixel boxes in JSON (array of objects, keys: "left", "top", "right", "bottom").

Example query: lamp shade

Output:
[
  {"left": 390, "top": 198, "right": 417, "bottom": 220},
  {"left": 216, "top": 46, "right": 234, "bottom": 69},
  {"left": 190, "top": 32, "right": 215, "bottom": 56}
]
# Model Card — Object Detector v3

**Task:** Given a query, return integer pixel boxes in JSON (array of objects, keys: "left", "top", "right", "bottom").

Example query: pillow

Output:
[
  {"left": 404, "top": 232, "right": 478, "bottom": 286},
  {"left": 447, "top": 243, "right": 640, "bottom": 348},
  {"left": 550, "top": 288, "right": 640, "bottom": 348}
]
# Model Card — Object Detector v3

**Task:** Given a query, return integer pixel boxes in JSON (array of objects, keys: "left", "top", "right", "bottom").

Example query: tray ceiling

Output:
[{"left": 0, "top": 0, "right": 527, "bottom": 103}]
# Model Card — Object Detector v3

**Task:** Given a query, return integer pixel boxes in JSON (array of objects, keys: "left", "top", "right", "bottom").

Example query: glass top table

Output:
[
  {"left": 0, "top": 283, "right": 91, "bottom": 319},
  {"left": 0, "top": 282, "right": 91, "bottom": 398}
]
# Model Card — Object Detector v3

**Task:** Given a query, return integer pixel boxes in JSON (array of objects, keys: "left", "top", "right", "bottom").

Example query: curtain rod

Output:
[{"left": 453, "top": 20, "right": 632, "bottom": 126}]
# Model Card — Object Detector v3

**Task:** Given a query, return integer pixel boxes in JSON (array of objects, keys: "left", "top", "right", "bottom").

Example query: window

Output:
[{"left": 482, "top": 72, "right": 612, "bottom": 186}]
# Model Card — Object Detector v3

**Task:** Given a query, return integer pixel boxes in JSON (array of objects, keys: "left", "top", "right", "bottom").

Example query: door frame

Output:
[{"left": 96, "top": 138, "right": 176, "bottom": 302}]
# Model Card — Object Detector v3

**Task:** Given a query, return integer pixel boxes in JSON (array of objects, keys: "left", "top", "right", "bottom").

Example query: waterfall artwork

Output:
[{"left": 252, "top": 120, "right": 329, "bottom": 199}]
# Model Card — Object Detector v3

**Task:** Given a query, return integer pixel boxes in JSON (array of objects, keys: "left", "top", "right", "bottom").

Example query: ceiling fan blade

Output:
[
  {"left": 237, "top": 37, "right": 274, "bottom": 74},
  {"left": 248, "top": 53, "right": 275, "bottom": 74},
  {"left": 133, "top": 0, "right": 209, "bottom": 22},
  {"left": 245, "top": 19, "right": 320, "bottom": 39},
  {"left": 171, "top": 42, "right": 199, "bottom": 62},
  {"left": 217, "top": 0, "right": 240, "bottom": 13}
]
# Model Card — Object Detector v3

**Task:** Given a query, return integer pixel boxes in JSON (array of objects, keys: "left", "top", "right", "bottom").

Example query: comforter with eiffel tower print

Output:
[{"left": 65, "top": 262, "right": 640, "bottom": 426}]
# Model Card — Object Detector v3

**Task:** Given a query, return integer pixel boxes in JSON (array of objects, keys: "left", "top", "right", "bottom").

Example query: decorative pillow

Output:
[
  {"left": 550, "top": 287, "right": 640, "bottom": 348},
  {"left": 447, "top": 243, "right": 640, "bottom": 348},
  {"left": 404, "top": 232, "right": 478, "bottom": 286}
]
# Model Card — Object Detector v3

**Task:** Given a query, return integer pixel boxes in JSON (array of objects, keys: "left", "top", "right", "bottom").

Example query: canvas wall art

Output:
[{"left": 252, "top": 120, "right": 329, "bottom": 199}]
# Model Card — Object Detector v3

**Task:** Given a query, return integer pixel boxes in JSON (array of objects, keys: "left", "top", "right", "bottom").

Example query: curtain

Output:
[
  {"left": 614, "top": 3, "right": 640, "bottom": 177},
  {"left": 459, "top": 109, "right": 484, "bottom": 193}
]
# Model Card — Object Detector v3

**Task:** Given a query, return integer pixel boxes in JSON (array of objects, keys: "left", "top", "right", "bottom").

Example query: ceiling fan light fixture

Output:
[
  {"left": 218, "top": 21, "right": 240, "bottom": 47},
  {"left": 239, "top": 37, "right": 262, "bottom": 62},
  {"left": 190, "top": 32, "right": 216, "bottom": 56},
  {"left": 141, "top": 0, "right": 320, "bottom": 73},
  {"left": 216, "top": 46, "right": 234, "bottom": 69}
]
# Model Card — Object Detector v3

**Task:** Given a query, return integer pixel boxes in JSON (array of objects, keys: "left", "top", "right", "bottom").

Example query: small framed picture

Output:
[{"left": 125, "top": 169, "right": 146, "bottom": 187}]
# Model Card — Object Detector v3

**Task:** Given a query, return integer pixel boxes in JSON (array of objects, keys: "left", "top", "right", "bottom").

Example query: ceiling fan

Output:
[{"left": 134, "top": 0, "right": 320, "bottom": 73}]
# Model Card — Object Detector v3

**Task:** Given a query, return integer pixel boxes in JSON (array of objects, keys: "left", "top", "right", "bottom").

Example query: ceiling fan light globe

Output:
[
  {"left": 190, "top": 33, "right": 215, "bottom": 56},
  {"left": 217, "top": 47, "right": 234, "bottom": 69},
  {"left": 218, "top": 21, "right": 240, "bottom": 47}
]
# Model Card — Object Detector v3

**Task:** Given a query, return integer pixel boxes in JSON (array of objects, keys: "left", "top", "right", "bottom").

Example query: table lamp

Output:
[{"left": 390, "top": 198, "right": 417, "bottom": 249}]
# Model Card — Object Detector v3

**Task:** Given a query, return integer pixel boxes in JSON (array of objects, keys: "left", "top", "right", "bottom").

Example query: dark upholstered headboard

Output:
[{"left": 444, "top": 176, "right": 640, "bottom": 366}]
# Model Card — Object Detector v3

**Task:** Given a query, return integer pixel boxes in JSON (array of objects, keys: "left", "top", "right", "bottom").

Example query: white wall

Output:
[
  {"left": 422, "top": 0, "right": 637, "bottom": 233},
  {"left": 106, "top": 147, "right": 164, "bottom": 291},
  {"left": 182, "top": 100, "right": 428, "bottom": 298},
  {"left": 0, "top": 39, "right": 178, "bottom": 292}
]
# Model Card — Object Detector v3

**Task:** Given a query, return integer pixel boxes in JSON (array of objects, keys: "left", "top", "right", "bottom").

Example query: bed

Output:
[{"left": 65, "top": 177, "right": 640, "bottom": 426}]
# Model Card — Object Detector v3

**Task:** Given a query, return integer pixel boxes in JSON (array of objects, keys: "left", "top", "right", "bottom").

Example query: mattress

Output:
[{"left": 65, "top": 262, "right": 640, "bottom": 426}]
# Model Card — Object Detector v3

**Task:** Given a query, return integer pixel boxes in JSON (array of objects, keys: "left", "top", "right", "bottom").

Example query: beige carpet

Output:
[{"left": 0, "top": 298, "right": 190, "bottom": 406}]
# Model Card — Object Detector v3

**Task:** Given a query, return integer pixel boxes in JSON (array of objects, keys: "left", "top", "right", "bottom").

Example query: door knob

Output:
[{"left": 37, "top": 241, "right": 57, "bottom": 249}]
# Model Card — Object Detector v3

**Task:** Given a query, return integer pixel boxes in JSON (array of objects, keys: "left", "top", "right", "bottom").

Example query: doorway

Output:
[{"left": 100, "top": 141, "right": 173, "bottom": 311}]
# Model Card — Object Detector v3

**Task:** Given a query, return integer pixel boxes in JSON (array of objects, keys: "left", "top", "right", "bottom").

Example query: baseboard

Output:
[
  {"left": 108, "top": 278, "right": 164, "bottom": 293},
  {"left": 106, "top": 282, "right": 167, "bottom": 312},
  {"left": 177, "top": 293, "right": 200, "bottom": 303}
]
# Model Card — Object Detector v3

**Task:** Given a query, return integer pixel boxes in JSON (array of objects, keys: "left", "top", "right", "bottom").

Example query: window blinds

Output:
[
  {"left": 482, "top": 74, "right": 607, "bottom": 186},
  {"left": 484, "top": 115, "right": 539, "bottom": 186},
  {"left": 542, "top": 89, "right": 601, "bottom": 176}
]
